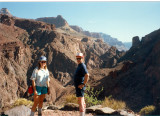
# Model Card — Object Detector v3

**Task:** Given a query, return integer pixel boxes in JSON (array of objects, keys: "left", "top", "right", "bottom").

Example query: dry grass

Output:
[
  {"left": 139, "top": 105, "right": 155, "bottom": 115},
  {"left": 13, "top": 98, "right": 33, "bottom": 107},
  {"left": 65, "top": 94, "right": 78, "bottom": 104},
  {"left": 102, "top": 97, "right": 126, "bottom": 110}
]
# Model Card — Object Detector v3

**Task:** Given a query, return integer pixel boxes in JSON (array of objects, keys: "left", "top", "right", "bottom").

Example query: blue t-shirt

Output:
[{"left": 74, "top": 63, "right": 88, "bottom": 87}]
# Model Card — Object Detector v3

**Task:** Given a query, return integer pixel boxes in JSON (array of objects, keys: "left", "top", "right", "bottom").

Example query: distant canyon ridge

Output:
[{"left": 36, "top": 16, "right": 130, "bottom": 51}]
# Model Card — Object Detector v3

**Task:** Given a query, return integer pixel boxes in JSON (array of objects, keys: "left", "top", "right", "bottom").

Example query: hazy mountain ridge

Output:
[
  {"left": 123, "top": 42, "right": 132, "bottom": 50},
  {"left": 70, "top": 25, "right": 128, "bottom": 51}
]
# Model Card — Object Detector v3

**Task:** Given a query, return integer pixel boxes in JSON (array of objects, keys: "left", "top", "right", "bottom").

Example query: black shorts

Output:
[{"left": 75, "top": 87, "right": 86, "bottom": 97}]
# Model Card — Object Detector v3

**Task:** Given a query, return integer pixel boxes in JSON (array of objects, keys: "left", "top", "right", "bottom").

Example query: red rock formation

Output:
[{"left": 0, "top": 23, "right": 31, "bottom": 108}]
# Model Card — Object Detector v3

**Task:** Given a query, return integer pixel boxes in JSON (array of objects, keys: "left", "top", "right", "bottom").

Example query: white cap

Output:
[
  {"left": 39, "top": 56, "right": 47, "bottom": 61},
  {"left": 76, "top": 53, "right": 84, "bottom": 58}
]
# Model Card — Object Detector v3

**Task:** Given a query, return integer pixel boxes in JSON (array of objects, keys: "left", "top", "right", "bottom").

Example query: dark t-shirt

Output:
[{"left": 74, "top": 63, "right": 88, "bottom": 87}]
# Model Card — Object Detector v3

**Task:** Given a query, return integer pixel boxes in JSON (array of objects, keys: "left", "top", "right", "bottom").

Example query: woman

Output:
[{"left": 30, "top": 56, "right": 50, "bottom": 116}]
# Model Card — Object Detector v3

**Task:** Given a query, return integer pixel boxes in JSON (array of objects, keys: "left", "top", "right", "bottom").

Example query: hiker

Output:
[
  {"left": 74, "top": 53, "right": 89, "bottom": 116},
  {"left": 30, "top": 56, "right": 50, "bottom": 116}
]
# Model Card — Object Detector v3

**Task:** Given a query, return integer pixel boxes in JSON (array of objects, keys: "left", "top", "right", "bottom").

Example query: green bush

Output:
[
  {"left": 84, "top": 85, "right": 103, "bottom": 107},
  {"left": 139, "top": 105, "right": 156, "bottom": 115}
]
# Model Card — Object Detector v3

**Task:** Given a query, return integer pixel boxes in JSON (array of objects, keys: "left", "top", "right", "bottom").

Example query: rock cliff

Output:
[
  {"left": 0, "top": 22, "right": 31, "bottom": 108},
  {"left": 99, "top": 28, "right": 160, "bottom": 111}
]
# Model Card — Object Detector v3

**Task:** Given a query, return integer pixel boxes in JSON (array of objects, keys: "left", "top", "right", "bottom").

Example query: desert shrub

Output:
[
  {"left": 65, "top": 94, "right": 78, "bottom": 104},
  {"left": 139, "top": 105, "right": 156, "bottom": 115},
  {"left": 84, "top": 85, "right": 103, "bottom": 107},
  {"left": 13, "top": 98, "right": 33, "bottom": 107},
  {"left": 65, "top": 85, "right": 103, "bottom": 107},
  {"left": 102, "top": 96, "right": 126, "bottom": 110}
]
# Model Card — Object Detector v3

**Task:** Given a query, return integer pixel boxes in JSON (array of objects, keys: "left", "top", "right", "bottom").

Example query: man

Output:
[{"left": 74, "top": 53, "right": 89, "bottom": 116}]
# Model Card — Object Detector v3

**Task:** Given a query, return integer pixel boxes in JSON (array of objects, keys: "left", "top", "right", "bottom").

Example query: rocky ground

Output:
[
  {"left": 34, "top": 110, "right": 94, "bottom": 116},
  {"left": 2, "top": 103, "right": 139, "bottom": 116}
]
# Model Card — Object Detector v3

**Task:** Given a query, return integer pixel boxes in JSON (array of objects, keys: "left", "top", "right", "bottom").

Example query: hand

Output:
[
  {"left": 48, "top": 88, "right": 50, "bottom": 95},
  {"left": 34, "top": 91, "right": 38, "bottom": 96},
  {"left": 78, "top": 84, "right": 85, "bottom": 89}
]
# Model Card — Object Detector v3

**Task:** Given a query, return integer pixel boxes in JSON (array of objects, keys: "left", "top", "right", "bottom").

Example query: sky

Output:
[{"left": 0, "top": 2, "right": 160, "bottom": 42}]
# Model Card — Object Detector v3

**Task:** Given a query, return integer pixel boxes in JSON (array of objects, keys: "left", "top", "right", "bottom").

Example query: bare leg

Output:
[
  {"left": 31, "top": 94, "right": 40, "bottom": 112},
  {"left": 38, "top": 94, "right": 45, "bottom": 115},
  {"left": 78, "top": 97, "right": 85, "bottom": 116},
  {"left": 38, "top": 94, "right": 45, "bottom": 108},
  {"left": 30, "top": 94, "right": 40, "bottom": 116}
]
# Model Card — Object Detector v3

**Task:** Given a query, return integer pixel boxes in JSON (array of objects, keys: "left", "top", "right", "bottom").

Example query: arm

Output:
[
  {"left": 83, "top": 73, "right": 89, "bottom": 85},
  {"left": 32, "top": 80, "right": 37, "bottom": 95},
  {"left": 78, "top": 73, "right": 89, "bottom": 89},
  {"left": 47, "top": 80, "right": 50, "bottom": 95}
]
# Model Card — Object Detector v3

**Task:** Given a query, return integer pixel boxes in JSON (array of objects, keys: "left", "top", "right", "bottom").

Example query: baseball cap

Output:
[
  {"left": 76, "top": 53, "right": 84, "bottom": 58},
  {"left": 39, "top": 56, "right": 47, "bottom": 61}
]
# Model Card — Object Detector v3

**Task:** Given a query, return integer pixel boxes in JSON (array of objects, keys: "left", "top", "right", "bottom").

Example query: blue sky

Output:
[{"left": 0, "top": 2, "right": 160, "bottom": 42}]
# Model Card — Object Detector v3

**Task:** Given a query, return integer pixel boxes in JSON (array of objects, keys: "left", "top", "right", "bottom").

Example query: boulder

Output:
[
  {"left": 86, "top": 105, "right": 102, "bottom": 113},
  {"left": 4, "top": 105, "right": 31, "bottom": 116},
  {"left": 95, "top": 107, "right": 119, "bottom": 115}
]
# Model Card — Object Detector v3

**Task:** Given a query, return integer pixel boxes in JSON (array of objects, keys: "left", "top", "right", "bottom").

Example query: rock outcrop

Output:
[
  {"left": 70, "top": 25, "right": 83, "bottom": 33},
  {"left": 100, "top": 46, "right": 125, "bottom": 68},
  {"left": 0, "top": 14, "right": 15, "bottom": 26},
  {"left": 36, "top": 15, "right": 69, "bottom": 28},
  {"left": 0, "top": 8, "right": 12, "bottom": 17},
  {"left": 132, "top": 36, "right": 140, "bottom": 47}
]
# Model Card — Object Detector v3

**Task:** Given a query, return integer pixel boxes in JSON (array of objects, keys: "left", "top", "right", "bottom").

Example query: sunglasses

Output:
[
  {"left": 40, "top": 61, "right": 46, "bottom": 63},
  {"left": 76, "top": 58, "right": 82, "bottom": 60}
]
